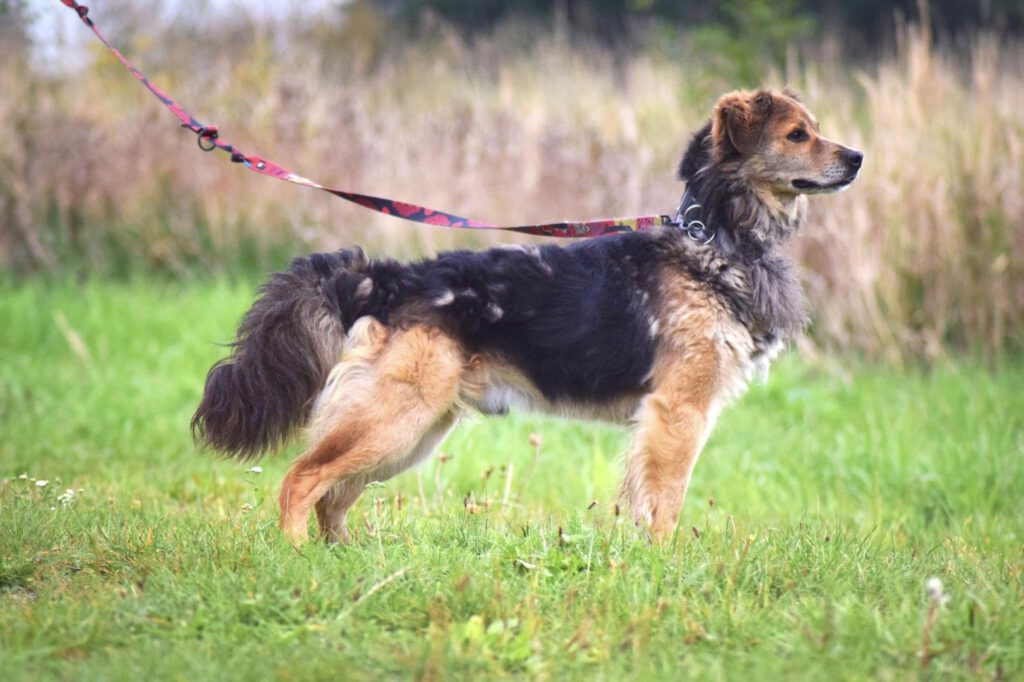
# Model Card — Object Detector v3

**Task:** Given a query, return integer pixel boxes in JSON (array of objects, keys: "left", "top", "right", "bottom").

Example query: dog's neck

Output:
[
  {"left": 750, "top": 186, "right": 808, "bottom": 238},
  {"left": 675, "top": 139, "right": 810, "bottom": 341},
  {"left": 679, "top": 171, "right": 807, "bottom": 260},
  {"left": 675, "top": 178, "right": 809, "bottom": 342}
]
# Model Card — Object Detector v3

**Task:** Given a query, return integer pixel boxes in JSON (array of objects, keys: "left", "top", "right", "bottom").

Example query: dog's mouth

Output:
[{"left": 792, "top": 176, "right": 856, "bottom": 192}]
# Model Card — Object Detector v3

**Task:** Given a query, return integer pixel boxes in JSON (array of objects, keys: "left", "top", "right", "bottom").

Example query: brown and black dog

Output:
[{"left": 193, "top": 89, "right": 862, "bottom": 543}]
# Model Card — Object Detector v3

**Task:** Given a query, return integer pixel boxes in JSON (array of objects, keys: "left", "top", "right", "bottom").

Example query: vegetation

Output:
[
  {"left": 2, "top": 4, "right": 1022, "bottom": 360},
  {"left": 358, "top": 0, "right": 1024, "bottom": 41},
  {"left": 1, "top": 278, "right": 1022, "bottom": 680}
]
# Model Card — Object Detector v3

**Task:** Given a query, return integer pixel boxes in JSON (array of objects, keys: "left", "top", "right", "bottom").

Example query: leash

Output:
[{"left": 58, "top": 0, "right": 697, "bottom": 240}]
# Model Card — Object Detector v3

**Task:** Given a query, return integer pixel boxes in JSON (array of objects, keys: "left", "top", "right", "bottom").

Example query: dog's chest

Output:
[
  {"left": 714, "top": 318, "right": 786, "bottom": 403},
  {"left": 654, "top": 268, "right": 787, "bottom": 405}
]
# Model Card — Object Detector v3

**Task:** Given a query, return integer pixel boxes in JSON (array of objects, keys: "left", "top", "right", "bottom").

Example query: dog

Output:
[{"left": 192, "top": 88, "right": 862, "bottom": 543}]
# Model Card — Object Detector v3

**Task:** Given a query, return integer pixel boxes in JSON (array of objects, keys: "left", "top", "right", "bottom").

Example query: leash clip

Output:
[
  {"left": 686, "top": 220, "right": 715, "bottom": 245},
  {"left": 675, "top": 201, "right": 716, "bottom": 245},
  {"left": 191, "top": 125, "right": 219, "bottom": 152}
]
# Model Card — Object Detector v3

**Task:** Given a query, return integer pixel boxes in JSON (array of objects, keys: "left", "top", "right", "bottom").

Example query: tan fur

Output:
[
  {"left": 279, "top": 321, "right": 466, "bottom": 542},
  {"left": 713, "top": 89, "right": 855, "bottom": 202},
  {"left": 713, "top": 91, "right": 774, "bottom": 156},
  {"left": 622, "top": 268, "right": 728, "bottom": 537}
]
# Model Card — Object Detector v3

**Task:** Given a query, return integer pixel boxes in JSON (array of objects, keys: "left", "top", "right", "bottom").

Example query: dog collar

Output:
[{"left": 672, "top": 190, "right": 716, "bottom": 245}]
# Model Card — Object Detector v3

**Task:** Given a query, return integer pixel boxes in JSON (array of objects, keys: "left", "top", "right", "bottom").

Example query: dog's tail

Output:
[{"left": 191, "top": 247, "right": 381, "bottom": 460}]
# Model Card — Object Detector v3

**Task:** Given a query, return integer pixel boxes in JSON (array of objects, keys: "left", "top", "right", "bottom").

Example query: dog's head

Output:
[{"left": 680, "top": 89, "right": 862, "bottom": 196}]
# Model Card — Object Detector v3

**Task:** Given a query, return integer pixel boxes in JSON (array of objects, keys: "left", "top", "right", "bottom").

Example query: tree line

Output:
[{"left": 366, "top": 0, "right": 1024, "bottom": 47}]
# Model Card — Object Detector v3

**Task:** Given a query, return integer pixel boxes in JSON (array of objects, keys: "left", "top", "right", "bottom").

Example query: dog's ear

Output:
[{"left": 711, "top": 90, "right": 774, "bottom": 156}]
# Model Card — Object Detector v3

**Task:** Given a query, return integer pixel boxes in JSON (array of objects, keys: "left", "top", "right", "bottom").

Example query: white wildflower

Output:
[
  {"left": 57, "top": 489, "right": 76, "bottom": 507},
  {"left": 247, "top": 466, "right": 263, "bottom": 474},
  {"left": 18, "top": 473, "right": 28, "bottom": 480},
  {"left": 925, "top": 577, "right": 950, "bottom": 606},
  {"left": 35, "top": 479, "right": 49, "bottom": 488}
]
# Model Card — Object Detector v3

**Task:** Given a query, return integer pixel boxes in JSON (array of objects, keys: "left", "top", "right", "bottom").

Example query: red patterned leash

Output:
[{"left": 59, "top": 1, "right": 679, "bottom": 239}]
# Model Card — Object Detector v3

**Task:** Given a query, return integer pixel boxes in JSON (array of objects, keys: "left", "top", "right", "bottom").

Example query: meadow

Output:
[{"left": 1, "top": 279, "right": 1022, "bottom": 680}]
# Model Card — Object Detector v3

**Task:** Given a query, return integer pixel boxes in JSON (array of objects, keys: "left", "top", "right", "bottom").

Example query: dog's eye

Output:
[{"left": 787, "top": 129, "right": 809, "bottom": 143}]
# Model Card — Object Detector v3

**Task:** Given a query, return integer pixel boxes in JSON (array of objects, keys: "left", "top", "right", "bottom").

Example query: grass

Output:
[{"left": 1, "top": 276, "right": 1022, "bottom": 680}]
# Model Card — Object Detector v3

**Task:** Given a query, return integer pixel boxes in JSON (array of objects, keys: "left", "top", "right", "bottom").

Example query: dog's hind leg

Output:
[
  {"left": 278, "top": 322, "right": 465, "bottom": 543},
  {"left": 313, "top": 410, "right": 460, "bottom": 543},
  {"left": 313, "top": 477, "right": 367, "bottom": 544},
  {"left": 622, "top": 339, "right": 720, "bottom": 540}
]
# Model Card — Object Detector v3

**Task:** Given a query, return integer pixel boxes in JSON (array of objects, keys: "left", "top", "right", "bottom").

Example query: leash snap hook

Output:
[
  {"left": 685, "top": 220, "right": 715, "bottom": 245},
  {"left": 675, "top": 198, "right": 715, "bottom": 245},
  {"left": 194, "top": 125, "right": 219, "bottom": 152}
]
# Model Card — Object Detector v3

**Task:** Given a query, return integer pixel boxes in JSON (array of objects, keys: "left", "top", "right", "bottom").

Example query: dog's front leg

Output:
[{"left": 623, "top": 341, "right": 719, "bottom": 540}]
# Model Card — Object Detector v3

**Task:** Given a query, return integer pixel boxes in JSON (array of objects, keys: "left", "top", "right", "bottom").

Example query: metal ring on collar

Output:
[
  {"left": 682, "top": 202, "right": 702, "bottom": 221},
  {"left": 686, "top": 220, "right": 715, "bottom": 245}
]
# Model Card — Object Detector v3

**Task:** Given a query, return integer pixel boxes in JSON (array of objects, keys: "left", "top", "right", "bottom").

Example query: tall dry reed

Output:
[{"left": 1, "top": 11, "right": 1021, "bottom": 360}]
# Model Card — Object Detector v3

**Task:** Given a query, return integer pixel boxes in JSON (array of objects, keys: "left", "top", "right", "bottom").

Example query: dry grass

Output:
[{"left": 1, "top": 11, "right": 1021, "bottom": 360}]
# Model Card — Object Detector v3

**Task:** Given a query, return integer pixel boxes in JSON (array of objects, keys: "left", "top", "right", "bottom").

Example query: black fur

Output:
[
  {"left": 678, "top": 121, "right": 714, "bottom": 182},
  {"left": 191, "top": 248, "right": 372, "bottom": 459},
  {"left": 194, "top": 123, "right": 809, "bottom": 459},
  {"left": 358, "top": 240, "right": 662, "bottom": 401}
]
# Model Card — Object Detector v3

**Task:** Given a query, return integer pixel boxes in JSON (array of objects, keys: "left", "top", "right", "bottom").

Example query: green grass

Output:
[{"left": 1, "top": 277, "right": 1022, "bottom": 680}]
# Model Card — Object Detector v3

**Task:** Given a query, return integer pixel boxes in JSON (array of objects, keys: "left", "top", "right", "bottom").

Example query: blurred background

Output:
[{"left": 2, "top": 0, "right": 1022, "bottom": 362}]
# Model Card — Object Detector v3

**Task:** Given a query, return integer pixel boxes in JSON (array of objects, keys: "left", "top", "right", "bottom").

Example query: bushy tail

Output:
[{"left": 191, "top": 248, "right": 376, "bottom": 459}]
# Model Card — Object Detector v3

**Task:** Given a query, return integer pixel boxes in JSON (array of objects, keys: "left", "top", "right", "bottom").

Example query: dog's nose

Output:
[{"left": 843, "top": 149, "right": 864, "bottom": 169}]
